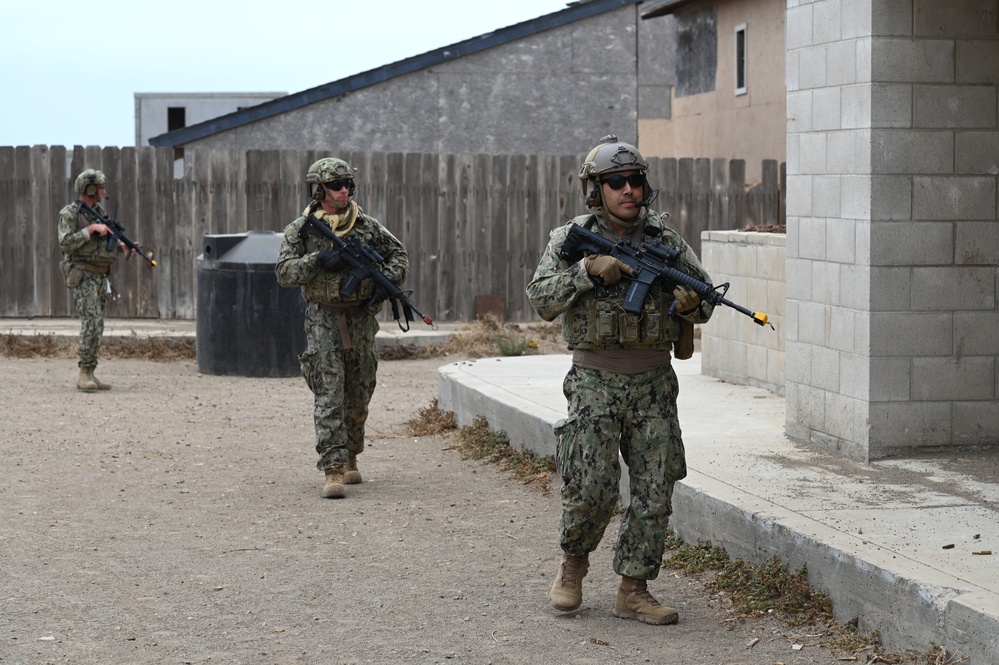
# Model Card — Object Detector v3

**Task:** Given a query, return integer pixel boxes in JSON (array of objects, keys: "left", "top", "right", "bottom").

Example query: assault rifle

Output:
[
  {"left": 559, "top": 223, "right": 772, "bottom": 328},
  {"left": 78, "top": 201, "right": 157, "bottom": 267},
  {"left": 298, "top": 206, "right": 435, "bottom": 332}
]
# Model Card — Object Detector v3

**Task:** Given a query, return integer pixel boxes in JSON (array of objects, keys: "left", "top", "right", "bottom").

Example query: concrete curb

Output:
[{"left": 437, "top": 354, "right": 999, "bottom": 664}]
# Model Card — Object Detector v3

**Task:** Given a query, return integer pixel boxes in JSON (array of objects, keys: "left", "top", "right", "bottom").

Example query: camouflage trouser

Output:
[
  {"left": 72, "top": 272, "right": 108, "bottom": 368},
  {"left": 299, "top": 305, "right": 379, "bottom": 471},
  {"left": 554, "top": 362, "right": 687, "bottom": 580}
]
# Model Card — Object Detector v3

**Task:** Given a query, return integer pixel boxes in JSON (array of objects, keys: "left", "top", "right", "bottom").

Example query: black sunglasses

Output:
[
  {"left": 324, "top": 179, "right": 352, "bottom": 192},
  {"left": 602, "top": 174, "right": 645, "bottom": 190}
]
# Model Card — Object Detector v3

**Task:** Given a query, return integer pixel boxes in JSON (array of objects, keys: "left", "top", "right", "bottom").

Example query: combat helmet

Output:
[
  {"left": 74, "top": 169, "right": 107, "bottom": 198},
  {"left": 306, "top": 157, "right": 357, "bottom": 200},
  {"left": 578, "top": 135, "right": 651, "bottom": 209}
]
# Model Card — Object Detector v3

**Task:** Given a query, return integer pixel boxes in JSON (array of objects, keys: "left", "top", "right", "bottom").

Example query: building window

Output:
[
  {"left": 167, "top": 107, "right": 186, "bottom": 132},
  {"left": 734, "top": 23, "right": 747, "bottom": 96},
  {"left": 167, "top": 107, "right": 186, "bottom": 160}
]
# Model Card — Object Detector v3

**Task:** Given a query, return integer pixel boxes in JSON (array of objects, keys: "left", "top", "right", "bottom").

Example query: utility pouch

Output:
[
  {"left": 674, "top": 319, "right": 694, "bottom": 360},
  {"left": 61, "top": 259, "right": 84, "bottom": 288}
]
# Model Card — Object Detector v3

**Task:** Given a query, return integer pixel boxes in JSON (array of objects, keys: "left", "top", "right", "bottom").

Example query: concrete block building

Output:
[{"left": 784, "top": 0, "right": 999, "bottom": 461}]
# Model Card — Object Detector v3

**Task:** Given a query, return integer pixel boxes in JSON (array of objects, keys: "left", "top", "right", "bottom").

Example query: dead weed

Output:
[
  {"left": 663, "top": 532, "right": 966, "bottom": 664},
  {"left": 406, "top": 399, "right": 556, "bottom": 494},
  {"left": 1, "top": 334, "right": 195, "bottom": 362}
]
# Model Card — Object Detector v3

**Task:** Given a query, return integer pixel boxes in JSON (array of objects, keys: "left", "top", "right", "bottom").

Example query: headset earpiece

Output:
[{"left": 584, "top": 181, "right": 602, "bottom": 209}]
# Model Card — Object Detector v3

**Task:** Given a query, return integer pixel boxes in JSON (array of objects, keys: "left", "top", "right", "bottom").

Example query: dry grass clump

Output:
[
  {"left": 742, "top": 224, "right": 786, "bottom": 233},
  {"left": 2, "top": 317, "right": 565, "bottom": 363},
  {"left": 1, "top": 334, "right": 195, "bottom": 362},
  {"left": 406, "top": 398, "right": 457, "bottom": 436},
  {"left": 1, "top": 334, "right": 72, "bottom": 358},
  {"left": 382, "top": 317, "right": 564, "bottom": 360},
  {"left": 452, "top": 415, "right": 556, "bottom": 493},
  {"left": 440, "top": 316, "right": 564, "bottom": 358},
  {"left": 378, "top": 343, "right": 448, "bottom": 361},
  {"left": 406, "top": 399, "right": 556, "bottom": 494},
  {"left": 663, "top": 532, "right": 966, "bottom": 664}
]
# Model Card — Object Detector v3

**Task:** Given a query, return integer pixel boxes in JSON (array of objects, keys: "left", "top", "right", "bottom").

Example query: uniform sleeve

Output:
[
  {"left": 369, "top": 220, "right": 409, "bottom": 286},
  {"left": 57, "top": 204, "right": 91, "bottom": 254},
  {"left": 526, "top": 224, "right": 595, "bottom": 322},
  {"left": 274, "top": 217, "right": 319, "bottom": 287},
  {"left": 669, "top": 233, "right": 715, "bottom": 324}
]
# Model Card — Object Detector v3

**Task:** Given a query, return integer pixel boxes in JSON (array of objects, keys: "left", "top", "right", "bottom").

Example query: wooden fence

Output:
[{"left": 0, "top": 145, "right": 784, "bottom": 321}]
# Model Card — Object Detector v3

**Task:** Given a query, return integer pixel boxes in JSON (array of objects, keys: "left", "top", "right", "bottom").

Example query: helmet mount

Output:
[{"left": 578, "top": 135, "right": 655, "bottom": 210}]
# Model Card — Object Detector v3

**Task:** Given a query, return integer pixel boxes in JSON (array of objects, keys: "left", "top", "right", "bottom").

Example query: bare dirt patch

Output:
[{"left": 1, "top": 349, "right": 908, "bottom": 665}]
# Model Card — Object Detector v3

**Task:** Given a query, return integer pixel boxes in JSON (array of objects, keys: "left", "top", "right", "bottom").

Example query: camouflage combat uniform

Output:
[
  {"left": 526, "top": 210, "right": 713, "bottom": 580},
  {"left": 275, "top": 205, "right": 408, "bottom": 472},
  {"left": 57, "top": 200, "right": 118, "bottom": 369}
]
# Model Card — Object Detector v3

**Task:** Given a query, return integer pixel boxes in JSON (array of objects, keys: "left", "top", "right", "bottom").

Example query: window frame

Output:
[{"left": 734, "top": 22, "right": 748, "bottom": 96}]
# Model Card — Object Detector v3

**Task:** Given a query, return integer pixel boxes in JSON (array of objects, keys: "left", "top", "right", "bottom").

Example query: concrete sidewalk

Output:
[{"left": 438, "top": 354, "right": 999, "bottom": 664}]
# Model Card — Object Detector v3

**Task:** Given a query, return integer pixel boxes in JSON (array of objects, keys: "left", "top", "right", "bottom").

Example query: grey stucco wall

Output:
[{"left": 188, "top": 5, "right": 674, "bottom": 155}]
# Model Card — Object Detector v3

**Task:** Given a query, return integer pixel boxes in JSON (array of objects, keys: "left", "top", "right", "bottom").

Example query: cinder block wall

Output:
[
  {"left": 784, "top": 0, "right": 999, "bottom": 460},
  {"left": 701, "top": 230, "right": 786, "bottom": 394}
]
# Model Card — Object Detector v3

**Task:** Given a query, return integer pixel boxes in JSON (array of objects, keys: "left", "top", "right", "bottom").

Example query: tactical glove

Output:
[
  {"left": 584, "top": 255, "right": 635, "bottom": 285},
  {"left": 369, "top": 285, "right": 391, "bottom": 308},
  {"left": 673, "top": 286, "right": 701, "bottom": 315},
  {"left": 317, "top": 249, "right": 342, "bottom": 271}
]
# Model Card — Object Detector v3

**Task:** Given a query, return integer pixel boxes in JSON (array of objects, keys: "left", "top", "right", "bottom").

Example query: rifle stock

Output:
[{"left": 559, "top": 223, "right": 772, "bottom": 328}]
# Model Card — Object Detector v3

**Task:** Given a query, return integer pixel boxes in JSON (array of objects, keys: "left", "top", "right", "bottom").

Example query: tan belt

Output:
[
  {"left": 73, "top": 260, "right": 111, "bottom": 274},
  {"left": 309, "top": 301, "right": 367, "bottom": 349}
]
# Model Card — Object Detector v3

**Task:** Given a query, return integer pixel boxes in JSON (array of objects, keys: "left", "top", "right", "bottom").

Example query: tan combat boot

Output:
[
  {"left": 77, "top": 366, "right": 99, "bottom": 392},
  {"left": 343, "top": 455, "right": 362, "bottom": 485},
  {"left": 613, "top": 576, "right": 679, "bottom": 625},
  {"left": 91, "top": 369, "right": 112, "bottom": 390},
  {"left": 321, "top": 466, "right": 346, "bottom": 499},
  {"left": 549, "top": 552, "right": 589, "bottom": 611}
]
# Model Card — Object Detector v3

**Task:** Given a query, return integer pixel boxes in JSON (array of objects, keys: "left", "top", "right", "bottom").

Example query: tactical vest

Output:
[
  {"left": 560, "top": 214, "right": 682, "bottom": 351},
  {"left": 295, "top": 214, "right": 379, "bottom": 307},
  {"left": 64, "top": 202, "right": 117, "bottom": 268}
]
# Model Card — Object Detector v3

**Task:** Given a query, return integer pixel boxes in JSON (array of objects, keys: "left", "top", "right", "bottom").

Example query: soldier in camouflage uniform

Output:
[
  {"left": 526, "top": 136, "right": 714, "bottom": 625},
  {"left": 276, "top": 158, "right": 408, "bottom": 499},
  {"left": 57, "top": 169, "right": 135, "bottom": 392}
]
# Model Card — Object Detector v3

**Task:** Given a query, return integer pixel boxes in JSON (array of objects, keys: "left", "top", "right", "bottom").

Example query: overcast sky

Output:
[{"left": 2, "top": 0, "right": 573, "bottom": 148}]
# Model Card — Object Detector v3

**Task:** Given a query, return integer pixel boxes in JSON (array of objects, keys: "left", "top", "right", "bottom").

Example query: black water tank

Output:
[{"left": 196, "top": 232, "right": 306, "bottom": 377}]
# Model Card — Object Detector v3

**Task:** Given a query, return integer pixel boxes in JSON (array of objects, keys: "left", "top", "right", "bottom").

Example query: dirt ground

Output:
[{"left": 2, "top": 353, "right": 864, "bottom": 665}]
